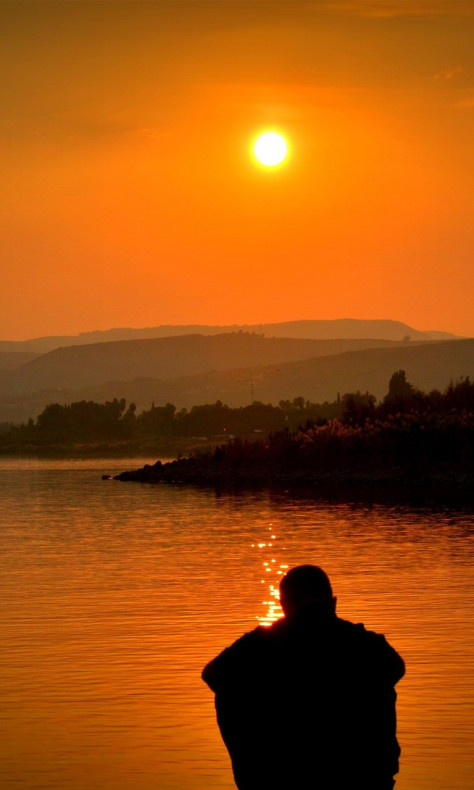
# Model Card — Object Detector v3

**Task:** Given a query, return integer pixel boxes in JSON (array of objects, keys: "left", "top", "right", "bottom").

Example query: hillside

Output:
[
  {"left": 0, "top": 334, "right": 404, "bottom": 396},
  {"left": 0, "top": 338, "right": 472, "bottom": 425},
  {"left": 104, "top": 338, "right": 472, "bottom": 408},
  {"left": 0, "top": 352, "right": 39, "bottom": 372},
  {"left": 0, "top": 318, "right": 459, "bottom": 354}
]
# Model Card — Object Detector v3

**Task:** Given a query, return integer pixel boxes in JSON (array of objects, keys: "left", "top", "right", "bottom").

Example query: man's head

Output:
[{"left": 279, "top": 565, "right": 336, "bottom": 617}]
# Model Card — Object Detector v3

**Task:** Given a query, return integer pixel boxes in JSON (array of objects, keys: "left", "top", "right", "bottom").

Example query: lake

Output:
[{"left": 0, "top": 457, "right": 473, "bottom": 789}]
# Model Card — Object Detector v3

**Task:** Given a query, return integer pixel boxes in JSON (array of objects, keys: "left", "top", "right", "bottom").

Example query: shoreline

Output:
[
  {"left": 0, "top": 438, "right": 208, "bottom": 459},
  {"left": 111, "top": 457, "right": 474, "bottom": 507}
]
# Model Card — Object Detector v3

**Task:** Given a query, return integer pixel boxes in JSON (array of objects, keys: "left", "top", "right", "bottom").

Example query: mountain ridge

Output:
[{"left": 0, "top": 318, "right": 460, "bottom": 354}]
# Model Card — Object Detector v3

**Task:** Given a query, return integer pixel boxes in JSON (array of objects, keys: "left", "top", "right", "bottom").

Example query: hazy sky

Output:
[{"left": 2, "top": 0, "right": 474, "bottom": 339}]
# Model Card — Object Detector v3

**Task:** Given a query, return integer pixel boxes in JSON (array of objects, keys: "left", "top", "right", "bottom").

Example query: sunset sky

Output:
[{"left": 2, "top": 0, "right": 474, "bottom": 340}]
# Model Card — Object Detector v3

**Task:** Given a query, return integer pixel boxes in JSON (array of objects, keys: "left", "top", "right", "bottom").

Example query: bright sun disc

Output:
[{"left": 254, "top": 132, "right": 288, "bottom": 166}]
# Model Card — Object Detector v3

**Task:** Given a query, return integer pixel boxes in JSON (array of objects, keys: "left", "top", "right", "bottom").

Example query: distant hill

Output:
[
  {"left": 0, "top": 333, "right": 405, "bottom": 397},
  {"left": 0, "top": 352, "right": 39, "bottom": 372},
  {"left": 91, "top": 338, "right": 472, "bottom": 409},
  {"left": 0, "top": 318, "right": 460, "bottom": 354},
  {"left": 0, "top": 337, "right": 472, "bottom": 424}
]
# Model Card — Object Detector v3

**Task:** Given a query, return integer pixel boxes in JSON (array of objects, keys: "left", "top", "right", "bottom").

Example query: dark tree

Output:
[{"left": 386, "top": 370, "right": 415, "bottom": 401}]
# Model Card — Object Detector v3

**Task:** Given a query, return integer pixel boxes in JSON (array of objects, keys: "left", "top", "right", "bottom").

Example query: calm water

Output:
[{"left": 0, "top": 457, "right": 473, "bottom": 790}]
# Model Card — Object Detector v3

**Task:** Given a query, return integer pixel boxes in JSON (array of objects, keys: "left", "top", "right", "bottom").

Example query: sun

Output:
[{"left": 253, "top": 131, "right": 288, "bottom": 167}]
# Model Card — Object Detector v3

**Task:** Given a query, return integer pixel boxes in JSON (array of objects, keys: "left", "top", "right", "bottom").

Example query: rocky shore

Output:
[{"left": 110, "top": 455, "right": 474, "bottom": 506}]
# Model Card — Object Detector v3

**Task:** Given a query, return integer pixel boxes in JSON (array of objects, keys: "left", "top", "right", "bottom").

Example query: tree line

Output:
[
  {"left": 179, "top": 371, "right": 474, "bottom": 488},
  {"left": 0, "top": 371, "right": 473, "bottom": 451}
]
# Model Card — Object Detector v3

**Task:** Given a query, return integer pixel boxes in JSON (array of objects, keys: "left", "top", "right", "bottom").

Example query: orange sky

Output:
[{"left": 1, "top": 0, "right": 474, "bottom": 340}]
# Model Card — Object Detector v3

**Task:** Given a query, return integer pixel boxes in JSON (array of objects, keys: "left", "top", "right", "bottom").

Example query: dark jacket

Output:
[{"left": 202, "top": 603, "right": 405, "bottom": 790}]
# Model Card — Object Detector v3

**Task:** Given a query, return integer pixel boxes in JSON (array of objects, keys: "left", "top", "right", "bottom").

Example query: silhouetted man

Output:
[{"left": 202, "top": 564, "right": 405, "bottom": 790}]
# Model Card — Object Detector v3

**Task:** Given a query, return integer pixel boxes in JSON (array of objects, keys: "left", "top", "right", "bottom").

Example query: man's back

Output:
[{"left": 203, "top": 601, "right": 404, "bottom": 789}]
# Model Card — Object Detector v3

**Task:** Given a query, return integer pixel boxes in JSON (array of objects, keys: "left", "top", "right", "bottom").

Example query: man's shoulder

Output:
[
  {"left": 213, "top": 623, "right": 273, "bottom": 662},
  {"left": 334, "top": 616, "right": 373, "bottom": 636},
  {"left": 202, "top": 623, "right": 277, "bottom": 691},
  {"left": 335, "top": 615, "right": 386, "bottom": 638},
  {"left": 222, "top": 621, "right": 282, "bottom": 656},
  {"left": 333, "top": 617, "right": 405, "bottom": 682},
  {"left": 203, "top": 613, "right": 404, "bottom": 691}
]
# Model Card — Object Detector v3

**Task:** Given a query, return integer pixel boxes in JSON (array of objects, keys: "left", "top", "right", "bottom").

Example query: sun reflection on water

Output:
[{"left": 252, "top": 524, "right": 288, "bottom": 626}]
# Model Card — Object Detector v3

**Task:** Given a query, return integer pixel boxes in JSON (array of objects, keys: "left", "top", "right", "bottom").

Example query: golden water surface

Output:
[{"left": 0, "top": 458, "right": 473, "bottom": 789}]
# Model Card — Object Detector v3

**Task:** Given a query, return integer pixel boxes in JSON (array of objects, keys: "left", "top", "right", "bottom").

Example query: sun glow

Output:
[{"left": 253, "top": 131, "right": 288, "bottom": 167}]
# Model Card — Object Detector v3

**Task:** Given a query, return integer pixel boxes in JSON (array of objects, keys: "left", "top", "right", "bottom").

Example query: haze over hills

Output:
[
  {"left": 62, "top": 338, "right": 474, "bottom": 411},
  {"left": 0, "top": 334, "right": 409, "bottom": 396},
  {"left": 0, "top": 319, "right": 460, "bottom": 355},
  {"left": 0, "top": 334, "right": 472, "bottom": 425},
  {"left": 0, "top": 352, "right": 39, "bottom": 372}
]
